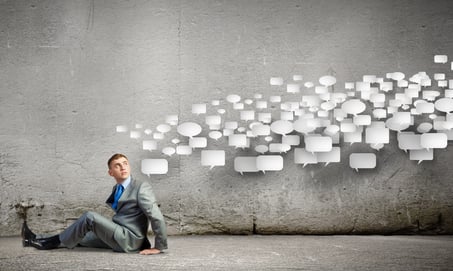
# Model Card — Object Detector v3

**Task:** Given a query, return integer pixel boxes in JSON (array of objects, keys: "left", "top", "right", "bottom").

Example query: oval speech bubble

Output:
[
  {"left": 208, "top": 131, "right": 222, "bottom": 141},
  {"left": 341, "top": 99, "right": 366, "bottom": 116},
  {"left": 226, "top": 94, "right": 241, "bottom": 103},
  {"left": 434, "top": 98, "right": 453, "bottom": 114},
  {"left": 156, "top": 124, "right": 171, "bottom": 134},
  {"left": 162, "top": 147, "right": 176, "bottom": 157},
  {"left": 270, "top": 120, "right": 294, "bottom": 136},
  {"left": 255, "top": 145, "right": 269, "bottom": 154},
  {"left": 319, "top": 75, "right": 337, "bottom": 87},
  {"left": 177, "top": 122, "right": 202, "bottom": 138}
]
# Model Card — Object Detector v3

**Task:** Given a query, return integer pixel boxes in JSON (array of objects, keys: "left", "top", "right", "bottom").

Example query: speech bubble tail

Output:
[
  {"left": 403, "top": 149, "right": 408, "bottom": 153},
  {"left": 261, "top": 170, "right": 266, "bottom": 174},
  {"left": 239, "top": 172, "right": 244, "bottom": 176},
  {"left": 324, "top": 163, "right": 329, "bottom": 167},
  {"left": 147, "top": 174, "right": 151, "bottom": 178},
  {"left": 418, "top": 160, "right": 423, "bottom": 165},
  {"left": 209, "top": 166, "right": 215, "bottom": 170},
  {"left": 303, "top": 164, "right": 308, "bottom": 168},
  {"left": 355, "top": 168, "right": 359, "bottom": 173}
]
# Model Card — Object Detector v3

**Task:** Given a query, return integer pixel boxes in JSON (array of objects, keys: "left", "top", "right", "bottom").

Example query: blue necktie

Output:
[{"left": 112, "top": 184, "right": 124, "bottom": 210}]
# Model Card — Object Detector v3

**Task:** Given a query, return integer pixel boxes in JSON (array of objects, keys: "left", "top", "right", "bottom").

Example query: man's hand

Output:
[{"left": 139, "top": 248, "right": 162, "bottom": 255}]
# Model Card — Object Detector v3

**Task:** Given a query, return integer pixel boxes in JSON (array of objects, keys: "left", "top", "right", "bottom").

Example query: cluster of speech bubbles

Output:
[{"left": 116, "top": 54, "right": 453, "bottom": 175}]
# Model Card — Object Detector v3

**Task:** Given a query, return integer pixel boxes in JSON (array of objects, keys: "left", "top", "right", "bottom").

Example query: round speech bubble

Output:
[
  {"left": 209, "top": 131, "right": 222, "bottom": 140},
  {"left": 156, "top": 124, "right": 171, "bottom": 134},
  {"left": 162, "top": 147, "right": 176, "bottom": 157},
  {"left": 255, "top": 145, "right": 269, "bottom": 154},
  {"left": 341, "top": 99, "right": 366, "bottom": 116},
  {"left": 417, "top": 122, "right": 433, "bottom": 133},
  {"left": 434, "top": 98, "right": 453, "bottom": 114},
  {"left": 270, "top": 120, "right": 294, "bottom": 136},
  {"left": 171, "top": 138, "right": 180, "bottom": 144},
  {"left": 319, "top": 75, "right": 337, "bottom": 87},
  {"left": 217, "top": 108, "right": 226, "bottom": 114},
  {"left": 177, "top": 122, "right": 202, "bottom": 138},
  {"left": 304, "top": 82, "right": 314, "bottom": 88},
  {"left": 293, "top": 118, "right": 316, "bottom": 134},
  {"left": 226, "top": 94, "right": 241, "bottom": 103},
  {"left": 264, "top": 136, "right": 273, "bottom": 142},
  {"left": 320, "top": 101, "right": 336, "bottom": 111}
]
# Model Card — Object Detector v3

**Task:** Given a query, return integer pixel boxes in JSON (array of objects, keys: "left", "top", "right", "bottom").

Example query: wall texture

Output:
[{"left": 1, "top": 0, "right": 453, "bottom": 236}]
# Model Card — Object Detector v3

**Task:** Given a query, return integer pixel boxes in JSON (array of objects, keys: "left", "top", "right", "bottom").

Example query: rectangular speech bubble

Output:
[
  {"left": 256, "top": 155, "right": 284, "bottom": 173},
  {"left": 304, "top": 136, "right": 332, "bottom": 152},
  {"left": 189, "top": 137, "right": 207, "bottom": 149},
  {"left": 349, "top": 153, "right": 376, "bottom": 171},
  {"left": 234, "top": 156, "right": 259, "bottom": 174},
  {"left": 201, "top": 150, "right": 225, "bottom": 169},
  {"left": 316, "top": 147, "right": 341, "bottom": 165},
  {"left": 420, "top": 133, "right": 448, "bottom": 149},
  {"left": 141, "top": 159, "right": 168, "bottom": 175},
  {"left": 365, "top": 127, "right": 389, "bottom": 144},
  {"left": 398, "top": 134, "right": 422, "bottom": 151},
  {"left": 294, "top": 148, "right": 317, "bottom": 167},
  {"left": 409, "top": 149, "right": 433, "bottom": 164}
]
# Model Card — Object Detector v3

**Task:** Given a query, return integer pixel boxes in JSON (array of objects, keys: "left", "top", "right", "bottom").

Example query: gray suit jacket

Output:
[{"left": 106, "top": 177, "right": 168, "bottom": 252}]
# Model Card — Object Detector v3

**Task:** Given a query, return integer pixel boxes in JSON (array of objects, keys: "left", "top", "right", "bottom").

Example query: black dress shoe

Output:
[
  {"left": 21, "top": 221, "right": 36, "bottom": 247},
  {"left": 28, "top": 235, "right": 61, "bottom": 250}
]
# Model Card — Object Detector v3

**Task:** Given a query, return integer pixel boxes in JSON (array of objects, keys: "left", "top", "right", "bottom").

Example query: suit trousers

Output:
[{"left": 59, "top": 211, "right": 123, "bottom": 252}]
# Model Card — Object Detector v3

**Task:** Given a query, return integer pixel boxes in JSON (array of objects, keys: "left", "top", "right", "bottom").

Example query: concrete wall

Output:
[{"left": 1, "top": 0, "right": 453, "bottom": 236}]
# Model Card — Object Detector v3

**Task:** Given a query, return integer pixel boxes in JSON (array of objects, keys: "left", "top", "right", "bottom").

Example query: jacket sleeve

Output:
[{"left": 137, "top": 181, "right": 168, "bottom": 250}]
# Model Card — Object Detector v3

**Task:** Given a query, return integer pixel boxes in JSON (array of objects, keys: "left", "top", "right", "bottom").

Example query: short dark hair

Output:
[{"left": 108, "top": 153, "right": 128, "bottom": 168}]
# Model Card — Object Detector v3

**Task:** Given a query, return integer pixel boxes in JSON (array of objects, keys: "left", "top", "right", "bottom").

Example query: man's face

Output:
[{"left": 108, "top": 157, "right": 130, "bottom": 182}]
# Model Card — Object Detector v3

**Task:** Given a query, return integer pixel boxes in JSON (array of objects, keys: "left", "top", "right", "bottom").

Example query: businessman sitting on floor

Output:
[{"left": 22, "top": 153, "right": 167, "bottom": 255}]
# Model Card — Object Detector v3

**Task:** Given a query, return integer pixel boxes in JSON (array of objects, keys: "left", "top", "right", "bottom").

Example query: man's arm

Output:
[{"left": 137, "top": 181, "right": 168, "bottom": 252}]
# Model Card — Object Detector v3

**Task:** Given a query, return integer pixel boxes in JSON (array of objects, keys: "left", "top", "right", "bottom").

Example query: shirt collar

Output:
[{"left": 119, "top": 175, "right": 131, "bottom": 189}]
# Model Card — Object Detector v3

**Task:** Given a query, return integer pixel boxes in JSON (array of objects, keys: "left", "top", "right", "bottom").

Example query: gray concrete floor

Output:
[{"left": 0, "top": 235, "right": 453, "bottom": 271}]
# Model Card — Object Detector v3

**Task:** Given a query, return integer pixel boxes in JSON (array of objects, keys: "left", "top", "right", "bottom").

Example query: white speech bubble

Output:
[
  {"left": 130, "top": 131, "right": 141, "bottom": 139},
  {"left": 252, "top": 124, "right": 271, "bottom": 136},
  {"left": 171, "top": 138, "right": 180, "bottom": 144},
  {"left": 353, "top": 115, "right": 371, "bottom": 126},
  {"left": 270, "top": 120, "right": 294, "bottom": 136},
  {"left": 270, "top": 77, "right": 284, "bottom": 86},
  {"left": 234, "top": 156, "right": 259, "bottom": 174},
  {"left": 420, "top": 133, "right": 448, "bottom": 149},
  {"left": 398, "top": 134, "right": 422, "bottom": 151},
  {"left": 189, "top": 137, "right": 207, "bottom": 149},
  {"left": 320, "top": 101, "right": 336, "bottom": 111},
  {"left": 141, "top": 159, "right": 168, "bottom": 176},
  {"left": 244, "top": 99, "right": 253, "bottom": 105},
  {"left": 282, "top": 135, "right": 300, "bottom": 146},
  {"left": 201, "top": 150, "right": 225, "bottom": 169},
  {"left": 224, "top": 121, "right": 238, "bottom": 130},
  {"left": 341, "top": 121, "right": 357, "bottom": 133},
  {"left": 349, "top": 153, "right": 376, "bottom": 171},
  {"left": 233, "top": 103, "right": 244, "bottom": 110},
  {"left": 294, "top": 148, "right": 317, "bottom": 167},
  {"left": 176, "top": 145, "right": 192, "bottom": 155},
  {"left": 280, "top": 111, "right": 294, "bottom": 121},
  {"left": 439, "top": 80, "right": 448, "bottom": 88},
  {"left": 269, "top": 143, "right": 291, "bottom": 153},
  {"left": 423, "top": 90, "right": 441, "bottom": 101},
  {"left": 417, "top": 123, "right": 433, "bottom": 133},
  {"left": 317, "top": 147, "right": 341, "bottom": 165},
  {"left": 373, "top": 109, "right": 387, "bottom": 119},
  {"left": 153, "top": 133, "right": 164, "bottom": 140},
  {"left": 229, "top": 134, "right": 248, "bottom": 149},
  {"left": 305, "top": 136, "right": 332, "bottom": 153},
  {"left": 208, "top": 131, "right": 222, "bottom": 141},
  {"left": 255, "top": 100, "right": 267, "bottom": 109},
  {"left": 380, "top": 82, "right": 393, "bottom": 92},
  {"left": 156, "top": 124, "right": 171, "bottom": 134},
  {"left": 223, "top": 129, "right": 233, "bottom": 137},
  {"left": 256, "top": 155, "right": 284, "bottom": 173},
  {"left": 269, "top": 95, "right": 281, "bottom": 103},
  {"left": 217, "top": 109, "right": 226, "bottom": 114},
  {"left": 192, "top": 104, "right": 207, "bottom": 115},
  {"left": 341, "top": 99, "right": 366, "bottom": 116},
  {"left": 226, "top": 94, "right": 241, "bottom": 104},
  {"left": 416, "top": 102, "right": 434, "bottom": 114},
  {"left": 211, "top": 100, "right": 220, "bottom": 106},
  {"left": 324, "top": 125, "right": 340, "bottom": 136},
  {"left": 434, "top": 98, "right": 453, "bottom": 114},
  {"left": 434, "top": 73, "right": 445, "bottom": 81},
  {"left": 302, "top": 95, "right": 322, "bottom": 108},
  {"left": 116, "top": 125, "right": 128, "bottom": 132},
  {"left": 177, "top": 122, "right": 202, "bottom": 138},
  {"left": 144, "top": 129, "right": 153, "bottom": 135},
  {"left": 206, "top": 115, "right": 222, "bottom": 126},
  {"left": 162, "top": 147, "right": 176, "bottom": 157},
  {"left": 293, "top": 75, "right": 303, "bottom": 81},
  {"left": 135, "top": 124, "right": 143, "bottom": 129},
  {"left": 287, "top": 84, "right": 300, "bottom": 93},
  {"left": 255, "top": 145, "right": 269, "bottom": 154},
  {"left": 143, "top": 140, "right": 157, "bottom": 151},
  {"left": 409, "top": 149, "right": 433, "bottom": 164},
  {"left": 293, "top": 118, "right": 316, "bottom": 134},
  {"left": 319, "top": 75, "right": 336, "bottom": 87},
  {"left": 385, "top": 117, "right": 410, "bottom": 132},
  {"left": 363, "top": 75, "right": 377, "bottom": 83},
  {"left": 344, "top": 130, "right": 362, "bottom": 145},
  {"left": 258, "top": 113, "right": 272, "bottom": 124},
  {"left": 315, "top": 86, "right": 328, "bottom": 94},
  {"left": 264, "top": 136, "right": 273, "bottom": 142},
  {"left": 370, "top": 93, "right": 386, "bottom": 104},
  {"left": 165, "top": 115, "right": 178, "bottom": 126},
  {"left": 304, "top": 81, "right": 314, "bottom": 88},
  {"left": 365, "top": 127, "right": 389, "bottom": 144},
  {"left": 434, "top": 55, "right": 448, "bottom": 64},
  {"left": 240, "top": 110, "right": 255, "bottom": 122}
]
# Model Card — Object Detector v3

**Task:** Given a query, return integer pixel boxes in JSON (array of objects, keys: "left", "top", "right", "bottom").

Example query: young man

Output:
[{"left": 22, "top": 153, "right": 167, "bottom": 255}]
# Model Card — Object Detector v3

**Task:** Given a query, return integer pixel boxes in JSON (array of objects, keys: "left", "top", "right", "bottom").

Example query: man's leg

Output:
[{"left": 59, "top": 211, "right": 122, "bottom": 251}]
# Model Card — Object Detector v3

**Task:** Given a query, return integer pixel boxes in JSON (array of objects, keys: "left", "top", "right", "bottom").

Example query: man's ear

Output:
[{"left": 108, "top": 169, "right": 113, "bottom": 177}]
